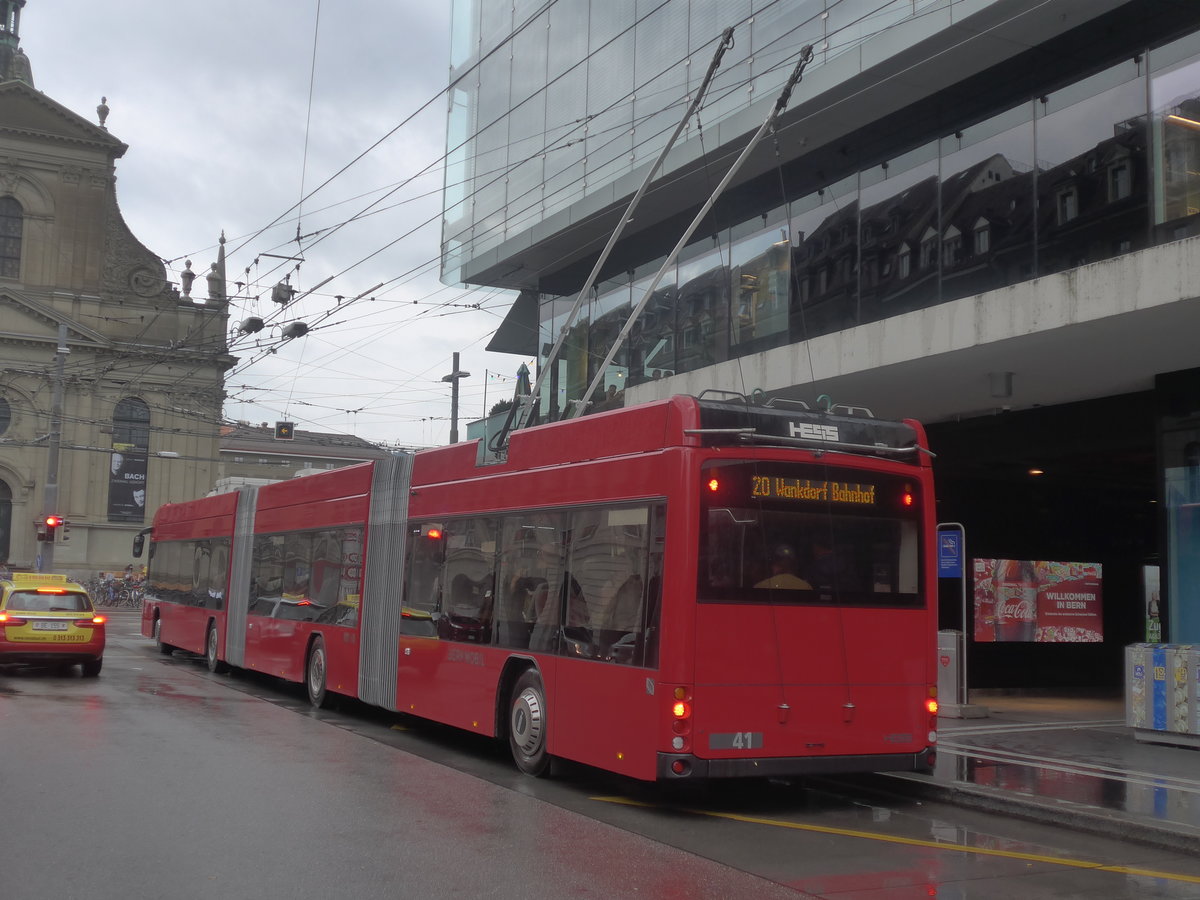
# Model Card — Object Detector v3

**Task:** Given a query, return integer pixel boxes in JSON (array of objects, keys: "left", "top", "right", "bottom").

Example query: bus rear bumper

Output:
[{"left": 657, "top": 746, "right": 934, "bottom": 780}]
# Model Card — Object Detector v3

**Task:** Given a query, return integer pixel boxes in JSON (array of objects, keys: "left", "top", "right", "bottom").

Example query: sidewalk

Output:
[{"left": 880, "top": 691, "right": 1200, "bottom": 853}]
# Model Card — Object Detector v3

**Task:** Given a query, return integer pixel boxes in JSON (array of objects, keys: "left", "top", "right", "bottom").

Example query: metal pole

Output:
[
  {"left": 41, "top": 323, "right": 69, "bottom": 572},
  {"left": 441, "top": 352, "right": 471, "bottom": 444},
  {"left": 938, "top": 521, "right": 969, "bottom": 705}
]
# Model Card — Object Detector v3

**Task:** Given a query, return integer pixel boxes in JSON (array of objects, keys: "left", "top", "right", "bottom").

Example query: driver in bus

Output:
[{"left": 755, "top": 544, "right": 812, "bottom": 589}]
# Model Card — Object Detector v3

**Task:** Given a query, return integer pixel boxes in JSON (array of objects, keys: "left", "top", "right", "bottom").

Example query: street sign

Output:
[{"left": 938, "top": 527, "right": 963, "bottom": 579}]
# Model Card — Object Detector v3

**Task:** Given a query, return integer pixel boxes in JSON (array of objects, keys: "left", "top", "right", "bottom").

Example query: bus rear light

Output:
[
  {"left": 671, "top": 718, "right": 690, "bottom": 735},
  {"left": 706, "top": 477, "right": 720, "bottom": 492},
  {"left": 926, "top": 698, "right": 938, "bottom": 715},
  {"left": 670, "top": 759, "right": 691, "bottom": 776},
  {"left": 928, "top": 730, "right": 938, "bottom": 743},
  {"left": 672, "top": 700, "right": 691, "bottom": 719},
  {"left": 671, "top": 736, "right": 690, "bottom": 752}
]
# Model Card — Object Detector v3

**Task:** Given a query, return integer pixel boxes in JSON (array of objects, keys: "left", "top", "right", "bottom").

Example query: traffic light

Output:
[
  {"left": 41, "top": 514, "right": 63, "bottom": 542},
  {"left": 62, "top": 519, "right": 71, "bottom": 542},
  {"left": 274, "top": 421, "right": 295, "bottom": 440}
]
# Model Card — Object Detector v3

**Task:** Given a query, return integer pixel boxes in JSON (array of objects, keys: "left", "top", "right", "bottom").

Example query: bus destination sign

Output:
[{"left": 751, "top": 476, "right": 877, "bottom": 505}]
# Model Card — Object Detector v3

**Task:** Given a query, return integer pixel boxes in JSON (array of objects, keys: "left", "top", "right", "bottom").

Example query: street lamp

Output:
[{"left": 441, "top": 352, "right": 471, "bottom": 444}]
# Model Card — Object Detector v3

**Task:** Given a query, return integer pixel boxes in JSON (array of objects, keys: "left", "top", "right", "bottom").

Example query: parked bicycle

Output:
[{"left": 87, "top": 576, "right": 143, "bottom": 608}]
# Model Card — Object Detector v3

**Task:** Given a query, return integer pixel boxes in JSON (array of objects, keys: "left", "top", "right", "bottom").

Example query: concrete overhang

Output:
[{"left": 625, "top": 238, "right": 1200, "bottom": 426}]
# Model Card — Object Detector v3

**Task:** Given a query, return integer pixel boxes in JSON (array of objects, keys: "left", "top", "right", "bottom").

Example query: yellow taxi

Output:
[{"left": 0, "top": 573, "right": 106, "bottom": 676}]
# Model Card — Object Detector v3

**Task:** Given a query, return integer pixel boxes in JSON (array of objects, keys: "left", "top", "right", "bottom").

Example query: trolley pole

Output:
[{"left": 40, "top": 323, "right": 69, "bottom": 572}]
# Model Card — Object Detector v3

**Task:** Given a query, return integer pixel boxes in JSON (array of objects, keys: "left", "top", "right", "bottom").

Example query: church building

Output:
[{"left": 0, "top": 0, "right": 232, "bottom": 575}]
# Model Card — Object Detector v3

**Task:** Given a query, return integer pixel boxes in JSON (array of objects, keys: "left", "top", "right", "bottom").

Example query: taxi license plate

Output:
[{"left": 32, "top": 621, "right": 69, "bottom": 631}]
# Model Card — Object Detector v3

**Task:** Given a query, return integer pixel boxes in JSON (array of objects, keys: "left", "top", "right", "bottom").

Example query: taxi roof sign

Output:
[{"left": 10, "top": 573, "right": 69, "bottom": 585}]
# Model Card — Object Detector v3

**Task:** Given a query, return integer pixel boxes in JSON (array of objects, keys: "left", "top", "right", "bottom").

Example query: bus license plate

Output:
[
  {"left": 32, "top": 621, "right": 68, "bottom": 631},
  {"left": 709, "top": 731, "right": 763, "bottom": 750}
]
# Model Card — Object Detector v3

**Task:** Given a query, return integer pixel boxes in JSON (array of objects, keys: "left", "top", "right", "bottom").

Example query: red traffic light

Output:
[{"left": 44, "top": 515, "right": 64, "bottom": 528}]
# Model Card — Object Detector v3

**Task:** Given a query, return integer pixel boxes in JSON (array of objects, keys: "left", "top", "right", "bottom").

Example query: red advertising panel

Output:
[{"left": 973, "top": 559, "right": 1103, "bottom": 643}]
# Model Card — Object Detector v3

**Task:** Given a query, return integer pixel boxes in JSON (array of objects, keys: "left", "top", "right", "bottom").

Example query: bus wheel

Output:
[
  {"left": 509, "top": 669, "right": 552, "bottom": 777},
  {"left": 154, "top": 617, "right": 172, "bottom": 656},
  {"left": 205, "top": 624, "right": 229, "bottom": 674},
  {"left": 306, "top": 637, "right": 331, "bottom": 709}
]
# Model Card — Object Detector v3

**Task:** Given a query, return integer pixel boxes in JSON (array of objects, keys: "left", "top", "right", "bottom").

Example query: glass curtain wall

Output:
[
  {"left": 444, "top": 0, "right": 954, "bottom": 281},
  {"left": 1151, "top": 31, "right": 1200, "bottom": 243},
  {"left": 938, "top": 104, "right": 1035, "bottom": 304},
  {"left": 551, "top": 26, "right": 1200, "bottom": 421},
  {"left": 1034, "top": 58, "right": 1147, "bottom": 277},
  {"left": 790, "top": 175, "right": 857, "bottom": 340}
]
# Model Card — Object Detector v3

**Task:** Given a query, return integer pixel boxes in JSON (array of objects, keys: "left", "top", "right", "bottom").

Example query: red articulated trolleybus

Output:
[{"left": 139, "top": 394, "right": 938, "bottom": 781}]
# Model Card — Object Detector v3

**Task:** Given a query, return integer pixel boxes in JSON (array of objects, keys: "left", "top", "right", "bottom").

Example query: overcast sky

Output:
[{"left": 21, "top": 0, "right": 527, "bottom": 447}]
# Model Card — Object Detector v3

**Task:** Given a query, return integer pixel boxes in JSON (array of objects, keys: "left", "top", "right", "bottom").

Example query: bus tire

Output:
[
  {"left": 306, "top": 636, "right": 331, "bottom": 709},
  {"left": 154, "top": 617, "right": 173, "bottom": 655},
  {"left": 509, "top": 668, "right": 552, "bottom": 777},
  {"left": 205, "top": 623, "right": 229, "bottom": 674}
]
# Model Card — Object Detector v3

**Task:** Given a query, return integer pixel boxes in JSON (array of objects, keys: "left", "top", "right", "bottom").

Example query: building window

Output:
[
  {"left": 0, "top": 196, "right": 22, "bottom": 279},
  {"left": 942, "top": 226, "right": 961, "bottom": 265},
  {"left": 898, "top": 246, "right": 911, "bottom": 278},
  {"left": 974, "top": 219, "right": 990, "bottom": 255},
  {"left": 920, "top": 228, "right": 938, "bottom": 268},
  {"left": 1057, "top": 188, "right": 1078, "bottom": 224},
  {"left": 1109, "top": 163, "right": 1131, "bottom": 201},
  {"left": 0, "top": 396, "right": 9, "bottom": 436}
]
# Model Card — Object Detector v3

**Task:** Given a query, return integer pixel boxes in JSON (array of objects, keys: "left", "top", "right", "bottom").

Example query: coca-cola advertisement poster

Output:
[{"left": 973, "top": 558, "right": 1103, "bottom": 643}]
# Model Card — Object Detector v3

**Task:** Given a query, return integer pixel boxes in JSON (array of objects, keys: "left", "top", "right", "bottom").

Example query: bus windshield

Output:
[{"left": 698, "top": 461, "right": 922, "bottom": 606}]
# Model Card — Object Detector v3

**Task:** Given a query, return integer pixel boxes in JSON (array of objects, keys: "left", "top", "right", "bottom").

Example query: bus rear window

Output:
[{"left": 698, "top": 462, "right": 922, "bottom": 606}]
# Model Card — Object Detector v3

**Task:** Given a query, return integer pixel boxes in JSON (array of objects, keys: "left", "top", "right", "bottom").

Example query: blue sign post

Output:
[
  {"left": 937, "top": 522, "right": 968, "bottom": 707},
  {"left": 938, "top": 529, "right": 963, "bottom": 579}
]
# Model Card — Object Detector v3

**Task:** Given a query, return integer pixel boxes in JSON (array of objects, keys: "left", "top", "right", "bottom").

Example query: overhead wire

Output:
[{"left": 66, "top": 0, "right": 1013, "bottom": 441}]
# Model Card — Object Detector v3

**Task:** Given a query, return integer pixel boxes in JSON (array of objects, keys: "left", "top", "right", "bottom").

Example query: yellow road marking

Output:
[{"left": 592, "top": 797, "right": 1200, "bottom": 885}]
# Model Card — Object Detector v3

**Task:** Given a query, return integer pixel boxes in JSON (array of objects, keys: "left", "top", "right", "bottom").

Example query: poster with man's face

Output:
[{"left": 108, "top": 444, "right": 148, "bottom": 522}]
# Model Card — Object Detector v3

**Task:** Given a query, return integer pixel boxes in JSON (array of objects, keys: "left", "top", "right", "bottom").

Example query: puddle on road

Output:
[{"left": 938, "top": 753, "right": 1200, "bottom": 829}]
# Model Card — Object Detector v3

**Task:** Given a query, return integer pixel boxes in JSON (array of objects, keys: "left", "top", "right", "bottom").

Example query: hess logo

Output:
[{"left": 789, "top": 421, "right": 839, "bottom": 441}]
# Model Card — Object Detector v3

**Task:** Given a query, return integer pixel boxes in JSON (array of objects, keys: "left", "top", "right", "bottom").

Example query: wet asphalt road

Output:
[{"left": 4, "top": 610, "right": 1200, "bottom": 900}]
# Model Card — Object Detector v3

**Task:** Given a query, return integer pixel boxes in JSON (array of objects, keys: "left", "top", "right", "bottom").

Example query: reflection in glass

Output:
[
  {"left": 1152, "top": 48, "right": 1200, "bottom": 241},
  {"left": 858, "top": 143, "right": 939, "bottom": 321},
  {"left": 628, "top": 264, "right": 678, "bottom": 387},
  {"left": 589, "top": 278, "right": 631, "bottom": 410},
  {"left": 676, "top": 239, "right": 729, "bottom": 374},
  {"left": 1035, "top": 59, "right": 1146, "bottom": 276},
  {"left": 791, "top": 176, "right": 858, "bottom": 338},
  {"left": 730, "top": 221, "right": 792, "bottom": 350},
  {"left": 538, "top": 294, "right": 589, "bottom": 422},
  {"left": 940, "top": 106, "right": 1035, "bottom": 303}
]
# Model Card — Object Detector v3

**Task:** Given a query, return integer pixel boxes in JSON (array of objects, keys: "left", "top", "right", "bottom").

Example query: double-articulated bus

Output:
[{"left": 140, "top": 395, "right": 938, "bottom": 780}]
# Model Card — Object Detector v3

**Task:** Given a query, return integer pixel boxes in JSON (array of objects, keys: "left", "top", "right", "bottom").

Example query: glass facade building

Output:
[{"left": 443, "top": 1, "right": 1200, "bottom": 654}]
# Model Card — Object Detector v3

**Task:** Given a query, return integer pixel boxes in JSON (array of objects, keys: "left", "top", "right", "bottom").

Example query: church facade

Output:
[{"left": 0, "top": 0, "right": 232, "bottom": 575}]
